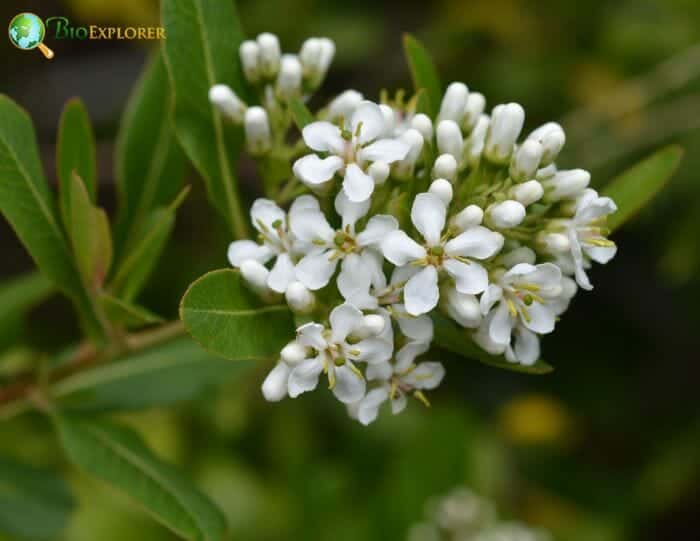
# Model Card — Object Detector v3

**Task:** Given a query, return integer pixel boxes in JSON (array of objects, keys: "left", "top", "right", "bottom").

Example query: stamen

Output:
[
  {"left": 507, "top": 299, "right": 518, "bottom": 318},
  {"left": 414, "top": 391, "right": 431, "bottom": 407}
]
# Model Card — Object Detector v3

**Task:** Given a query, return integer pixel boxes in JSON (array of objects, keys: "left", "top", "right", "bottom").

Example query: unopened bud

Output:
[
  {"left": 510, "top": 180, "right": 543, "bottom": 206},
  {"left": 536, "top": 163, "right": 558, "bottom": 181},
  {"left": 484, "top": 103, "right": 524, "bottom": 164},
  {"left": 240, "top": 40, "right": 261, "bottom": 83},
  {"left": 432, "top": 153, "right": 458, "bottom": 182},
  {"left": 451, "top": 204, "right": 484, "bottom": 231},
  {"left": 262, "top": 362, "right": 291, "bottom": 401},
  {"left": 499, "top": 246, "right": 536, "bottom": 267},
  {"left": 436, "top": 120, "right": 464, "bottom": 160},
  {"left": 299, "top": 37, "right": 334, "bottom": 87},
  {"left": 369, "top": 161, "right": 390, "bottom": 186},
  {"left": 463, "top": 92, "right": 486, "bottom": 132},
  {"left": 528, "top": 122, "right": 565, "bottom": 166},
  {"left": 510, "top": 139, "right": 543, "bottom": 182},
  {"left": 328, "top": 90, "right": 363, "bottom": 121},
  {"left": 542, "top": 169, "right": 590, "bottom": 202},
  {"left": 465, "top": 114, "right": 490, "bottom": 167},
  {"left": 393, "top": 128, "right": 424, "bottom": 180},
  {"left": 429, "top": 178, "right": 453, "bottom": 206},
  {"left": 276, "top": 54, "right": 302, "bottom": 99},
  {"left": 411, "top": 113, "right": 433, "bottom": 142},
  {"left": 244, "top": 107, "right": 272, "bottom": 155},
  {"left": 209, "top": 84, "right": 246, "bottom": 123},
  {"left": 285, "top": 281, "right": 315, "bottom": 313},
  {"left": 257, "top": 32, "right": 281, "bottom": 79},
  {"left": 362, "top": 314, "right": 385, "bottom": 337},
  {"left": 280, "top": 341, "right": 307, "bottom": 365},
  {"left": 240, "top": 260, "right": 270, "bottom": 293},
  {"left": 438, "top": 82, "right": 468, "bottom": 124},
  {"left": 487, "top": 200, "right": 526, "bottom": 229},
  {"left": 540, "top": 232, "right": 570, "bottom": 253},
  {"left": 443, "top": 289, "right": 481, "bottom": 328}
]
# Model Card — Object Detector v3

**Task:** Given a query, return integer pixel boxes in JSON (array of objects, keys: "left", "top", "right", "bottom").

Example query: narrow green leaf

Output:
[
  {"left": 403, "top": 34, "right": 442, "bottom": 118},
  {"left": 0, "top": 456, "right": 75, "bottom": 541},
  {"left": 162, "top": 0, "right": 249, "bottom": 238},
  {"left": 114, "top": 50, "right": 186, "bottom": 262},
  {"left": 0, "top": 95, "right": 104, "bottom": 342},
  {"left": 55, "top": 415, "right": 227, "bottom": 541},
  {"left": 180, "top": 269, "right": 295, "bottom": 360},
  {"left": 0, "top": 272, "right": 54, "bottom": 352},
  {"left": 99, "top": 294, "right": 164, "bottom": 329},
  {"left": 57, "top": 98, "right": 97, "bottom": 208},
  {"left": 432, "top": 314, "right": 553, "bottom": 375},
  {"left": 288, "top": 96, "right": 314, "bottom": 130},
  {"left": 603, "top": 145, "right": 684, "bottom": 232},
  {"left": 54, "top": 337, "right": 248, "bottom": 412}
]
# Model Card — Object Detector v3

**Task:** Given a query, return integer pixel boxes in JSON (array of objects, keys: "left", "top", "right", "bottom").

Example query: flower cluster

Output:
[{"left": 210, "top": 33, "right": 618, "bottom": 424}]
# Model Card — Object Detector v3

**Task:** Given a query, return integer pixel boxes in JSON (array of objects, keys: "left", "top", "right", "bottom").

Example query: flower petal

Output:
[
  {"left": 444, "top": 226, "right": 504, "bottom": 259},
  {"left": 338, "top": 254, "right": 378, "bottom": 310},
  {"left": 404, "top": 265, "right": 439, "bottom": 316},
  {"left": 513, "top": 328, "right": 540, "bottom": 365},
  {"left": 296, "top": 323, "right": 326, "bottom": 350},
  {"left": 349, "top": 337, "right": 393, "bottom": 364},
  {"left": 411, "top": 193, "right": 446, "bottom": 246},
  {"left": 343, "top": 163, "right": 375, "bottom": 202},
  {"left": 289, "top": 194, "right": 320, "bottom": 216},
  {"left": 358, "top": 388, "right": 389, "bottom": 425},
  {"left": 332, "top": 365, "right": 366, "bottom": 404},
  {"left": 356, "top": 215, "right": 398, "bottom": 247},
  {"left": 261, "top": 362, "right": 291, "bottom": 401},
  {"left": 289, "top": 208, "right": 334, "bottom": 244},
  {"left": 381, "top": 230, "right": 426, "bottom": 266},
  {"left": 395, "top": 341, "right": 430, "bottom": 372},
  {"left": 334, "top": 189, "right": 370, "bottom": 229},
  {"left": 250, "top": 198, "right": 285, "bottom": 234},
  {"left": 293, "top": 154, "right": 344, "bottom": 186},
  {"left": 391, "top": 392, "right": 407, "bottom": 414},
  {"left": 522, "top": 302, "right": 556, "bottom": 334},
  {"left": 404, "top": 362, "right": 445, "bottom": 390},
  {"left": 568, "top": 228, "right": 592, "bottom": 290},
  {"left": 443, "top": 259, "right": 489, "bottom": 295},
  {"left": 585, "top": 243, "right": 617, "bottom": 264},
  {"left": 359, "top": 138, "right": 410, "bottom": 163},
  {"left": 295, "top": 250, "right": 338, "bottom": 290},
  {"left": 366, "top": 361, "right": 392, "bottom": 381},
  {"left": 330, "top": 303, "right": 364, "bottom": 343},
  {"left": 302, "top": 121, "right": 344, "bottom": 153},
  {"left": 351, "top": 101, "right": 385, "bottom": 145},
  {"left": 489, "top": 302, "right": 514, "bottom": 345},
  {"left": 267, "top": 252, "right": 296, "bottom": 293},
  {"left": 227, "top": 240, "right": 272, "bottom": 267},
  {"left": 479, "top": 284, "right": 503, "bottom": 315},
  {"left": 396, "top": 312, "right": 434, "bottom": 342},
  {"left": 288, "top": 356, "right": 324, "bottom": 397}
]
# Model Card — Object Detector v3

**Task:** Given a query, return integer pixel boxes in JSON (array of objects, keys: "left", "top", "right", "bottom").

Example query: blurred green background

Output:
[{"left": 1, "top": 0, "right": 699, "bottom": 540}]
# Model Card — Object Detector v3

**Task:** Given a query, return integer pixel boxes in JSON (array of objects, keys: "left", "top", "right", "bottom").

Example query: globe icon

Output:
[{"left": 8, "top": 12, "right": 53, "bottom": 58}]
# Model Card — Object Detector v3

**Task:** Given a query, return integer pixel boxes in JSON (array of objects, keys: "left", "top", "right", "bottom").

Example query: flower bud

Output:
[
  {"left": 285, "top": 281, "right": 315, "bottom": 313},
  {"left": 539, "top": 232, "right": 570, "bottom": 253},
  {"left": 484, "top": 103, "right": 524, "bottom": 164},
  {"left": 328, "top": 90, "right": 363, "bottom": 121},
  {"left": 239, "top": 40, "right": 261, "bottom": 83},
  {"left": 300, "top": 37, "right": 334, "bottom": 87},
  {"left": 443, "top": 289, "right": 481, "bottom": 328},
  {"left": 393, "top": 128, "right": 424, "bottom": 180},
  {"left": 498, "top": 246, "right": 536, "bottom": 267},
  {"left": 240, "top": 260, "right": 270, "bottom": 293},
  {"left": 451, "top": 204, "right": 484, "bottom": 231},
  {"left": 362, "top": 314, "right": 385, "bottom": 337},
  {"left": 317, "top": 38, "right": 335, "bottom": 79},
  {"left": 510, "top": 180, "right": 543, "bottom": 206},
  {"left": 261, "top": 362, "right": 291, "bottom": 402},
  {"left": 244, "top": 106, "right": 272, "bottom": 155},
  {"left": 432, "top": 153, "right": 458, "bottom": 182},
  {"left": 276, "top": 54, "right": 302, "bottom": 100},
  {"left": 280, "top": 341, "right": 307, "bottom": 365},
  {"left": 438, "top": 82, "right": 468, "bottom": 124},
  {"left": 209, "top": 84, "right": 246, "bottom": 123},
  {"left": 369, "top": 161, "right": 390, "bottom": 186},
  {"left": 536, "top": 163, "right": 557, "bottom": 181},
  {"left": 465, "top": 114, "right": 490, "bottom": 167},
  {"left": 487, "top": 200, "right": 526, "bottom": 229},
  {"left": 429, "top": 178, "right": 453, "bottom": 206},
  {"left": 542, "top": 169, "right": 590, "bottom": 202},
  {"left": 436, "top": 120, "right": 464, "bottom": 160},
  {"left": 257, "top": 32, "right": 281, "bottom": 79},
  {"left": 411, "top": 113, "right": 433, "bottom": 142},
  {"left": 528, "top": 122, "right": 565, "bottom": 166},
  {"left": 510, "top": 139, "right": 543, "bottom": 182},
  {"left": 462, "top": 92, "right": 486, "bottom": 132}
]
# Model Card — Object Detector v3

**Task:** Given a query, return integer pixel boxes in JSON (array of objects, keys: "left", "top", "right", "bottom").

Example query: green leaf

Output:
[
  {"left": 402, "top": 34, "right": 442, "bottom": 118},
  {"left": 0, "top": 95, "right": 105, "bottom": 342},
  {"left": 0, "top": 456, "right": 75, "bottom": 541},
  {"left": 99, "top": 293, "right": 164, "bottom": 329},
  {"left": 54, "top": 337, "right": 249, "bottom": 412},
  {"left": 288, "top": 96, "right": 314, "bottom": 130},
  {"left": 55, "top": 415, "right": 227, "bottom": 541},
  {"left": 110, "top": 186, "right": 189, "bottom": 302},
  {"left": 57, "top": 98, "right": 97, "bottom": 210},
  {"left": 180, "top": 269, "right": 295, "bottom": 360},
  {"left": 432, "top": 314, "right": 553, "bottom": 375},
  {"left": 162, "top": 0, "right": 249, "bottom": 238},
  {"left": 0, "top": 272, "right": 54, "bottom": 352},
  {"left": 602, "top": 145, "right": 683, "bottom": 232},
  {"left": 113, "top": 50, "right": 186, "bottom": 262}
]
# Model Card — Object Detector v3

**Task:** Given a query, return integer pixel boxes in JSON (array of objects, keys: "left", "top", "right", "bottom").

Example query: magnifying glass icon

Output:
[{"left": 8, "top": 12, "right": 55, "bottom": 59}]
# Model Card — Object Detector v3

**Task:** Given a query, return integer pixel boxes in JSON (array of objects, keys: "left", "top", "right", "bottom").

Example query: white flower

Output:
[
  {"left": 476, "top": 263, "right": 562, "bottom": 365},
  {"left": 381, "top": 192, "right": 504, "bottom": 316},
  {"left": 228, "top": 196, "right": 318, "bottom": 294},
  {"left": 566, "top": 189, "right": 617, "bottom": 290},
  {"left": 290, "top": 191, "right": 398, "bottom": 290},
  {"left": 293, "top": 100, "right": 410, "bottom": 201},
  {"left": 287, "top": 303, "right": 393, "bottom": 403}
]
